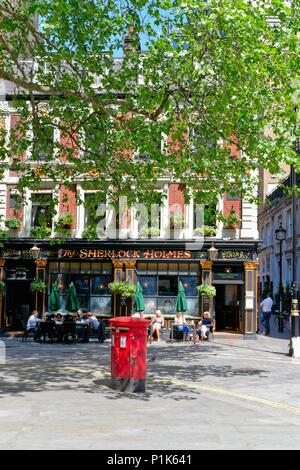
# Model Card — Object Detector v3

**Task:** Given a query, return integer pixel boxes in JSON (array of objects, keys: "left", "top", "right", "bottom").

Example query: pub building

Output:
[
  {"left": 0, "top": 83, "right": 260, "bottom": 338},
  {"left": 0, "top": 238, "right": 260, "bottom": 338}
]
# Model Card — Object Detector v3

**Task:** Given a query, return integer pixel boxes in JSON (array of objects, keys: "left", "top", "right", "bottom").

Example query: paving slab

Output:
[{"left": 0, "top": 334, "right": 300, "bottom": 449}]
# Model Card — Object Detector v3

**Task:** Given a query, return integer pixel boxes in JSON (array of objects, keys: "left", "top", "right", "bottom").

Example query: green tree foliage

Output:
[{"left": 0, "top": 0, "right": 299, "bottom": 210}]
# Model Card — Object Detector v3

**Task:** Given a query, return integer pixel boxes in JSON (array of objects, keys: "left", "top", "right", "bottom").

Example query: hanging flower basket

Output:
[
  {"left": 109, "top": 281, "right": 137, "bottom": 298},
  {"left": 30, "top": 278, "right": 46, "bottom": 292},
  {"left": 197, "top": 284, "right": 216, "bottom": 297}
]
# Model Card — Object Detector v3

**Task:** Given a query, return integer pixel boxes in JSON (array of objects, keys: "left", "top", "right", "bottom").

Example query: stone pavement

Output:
[{"left": 0, "top": 332, "right": 300, "bottom": 450}]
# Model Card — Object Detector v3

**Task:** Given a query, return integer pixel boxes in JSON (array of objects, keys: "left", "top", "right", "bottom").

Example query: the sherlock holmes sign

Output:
[{"left": 59, "top": 249, "right": 193, "bottom": 259}]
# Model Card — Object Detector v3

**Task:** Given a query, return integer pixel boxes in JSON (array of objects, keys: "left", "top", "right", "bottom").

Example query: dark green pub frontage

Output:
[{"left": 0, "top": 239, "right": 260, "bottom": 338}]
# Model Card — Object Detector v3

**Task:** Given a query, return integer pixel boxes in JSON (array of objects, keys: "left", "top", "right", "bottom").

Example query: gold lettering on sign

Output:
[{"left": 58, "top": 248, "right": 192, "bottom": 259}]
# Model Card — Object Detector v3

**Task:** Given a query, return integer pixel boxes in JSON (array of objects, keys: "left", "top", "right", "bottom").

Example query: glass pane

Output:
[
  {"left": 80, "top": 262, "right": 91, "bottom": 274},
  {"left": 91, "top": 275, "right": 112, "bottom": 295},
  {"left": 59, "top": 262, "right": 69, "bottom": 273},
  {"left": 137, "top": 262, "right": 147, "bottom": 272},
  {"left": 60, "top": 296, "right": 67, "bottom": 312},
  {"left": 91, "top": 263, "right": 102, "bottom": 273},
  {"left": 56, "top": 274, "right": 68, "bottom": 294},
  {"left": 143, "top": 298, "right": 157, "bottom": 315},
  {"left": 158, "top": 276, "right": 178, "bottom": 296},
  {"left": 147, "top": 263, "right": 157, "bottom": 273},
  {"left": 70, "top": 274, "right": 90, "bottom": 295},
  {"left": 159, "top": 297, "right": 176, "bottom": 315},
  {"left": 90, "top": 296, "right": 112, "bottom": 315},
  {"left": 225, "top": 285, "right": 238, "bottom": 306},
  {"left": 138, "top": 276, "right": 157, "bottom": 296},
  {"left": 179, "top": 263, "right": 189, "bottom": 274},
  {"left": 102, "top": 263, "right": 112, "bottom": 274},
  {"left": 49, "top": 273, "right": 61, "bottom": 291},
  {"left": 168, "top": 263, "right": 178, "bottom": 274},
  {"left": 77, "top": 296, "right": 89, "bottom": 311},
  {"left": 186, "top": 298, "right": 199, "bottom": 316},
  {"left": 189, "top": 263, "right": 199, "bottom": 275},
  {"left": 158, "top": 263, "right": 167, "bottom": 274},
  {"left": 69, "top": 262, "right": 80, "bottom": 273},
  {"left": 180, "top": 276, "right": 198, "bottom": 296},
  {"left": 49, "top": 262, "right": 59, "bottom": 273}
]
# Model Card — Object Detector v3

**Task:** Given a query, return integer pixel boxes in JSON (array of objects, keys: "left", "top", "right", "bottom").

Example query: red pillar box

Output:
[{"left": 109, "top": 317, "right": 150, "bottom": 393}]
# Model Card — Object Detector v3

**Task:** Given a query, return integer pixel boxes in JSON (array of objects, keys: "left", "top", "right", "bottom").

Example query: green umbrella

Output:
[
  {"left": 135, "top": 282, "right": 145, "bottom": 312},
  {"left": 65, "top": 282, "right": 80, "bottom": 311},
  {"left": 50, "top": 281, "right": 61, "bottom": 311},
  {"left": 175, "top": 281, "right": 187, "bottom": 312}
]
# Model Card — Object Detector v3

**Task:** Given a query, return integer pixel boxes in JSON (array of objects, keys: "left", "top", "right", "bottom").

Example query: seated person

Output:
[
  {"left": 197, "top": 311, "right": 213, "bottom": 342},
  {"left": 86, "top": 312, "right": 104, "bottom": 342},
  {"left": 149, "top": 309, "right": 164, "bottom": 342},
  {"left": 55, "top": 313, "right": 63, "bottom": 323},
  {"left": 174, "top": 311, "right": 189, "bottom": 340},
  {"left": 75, "top": 309, "right": 88, "bottom": 342},
  {"left": 26, "top": 310, "right": 41, "bottom": 340}
]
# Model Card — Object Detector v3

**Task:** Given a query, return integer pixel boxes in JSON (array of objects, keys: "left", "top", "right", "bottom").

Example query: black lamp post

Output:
[
  {"left": 290, "top": 129, "right": 300, "bottom": 344},
  {"left": 275, "top": 223, "right": 286, "bottom": 332}
]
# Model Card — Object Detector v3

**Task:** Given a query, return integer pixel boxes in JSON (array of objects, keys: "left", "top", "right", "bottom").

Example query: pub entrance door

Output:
[
  {"left": 5, "top": 280, "right": 34, "bottom": 330},
  {"left": 215, "top": 284, "right": 242, "bottom": 332}
]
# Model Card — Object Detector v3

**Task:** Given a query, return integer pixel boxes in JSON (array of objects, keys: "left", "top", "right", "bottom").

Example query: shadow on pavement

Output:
[{"left": 0, "top": 340, "right": 268, "bottom": 402}]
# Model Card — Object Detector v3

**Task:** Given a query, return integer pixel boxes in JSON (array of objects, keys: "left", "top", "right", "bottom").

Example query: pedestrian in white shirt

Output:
[
  {"left": 26, "top": 310, "right": 41, "bottom": 340},
  {"left": 260, "top": 294, "right": 273, "bottom": 336}
]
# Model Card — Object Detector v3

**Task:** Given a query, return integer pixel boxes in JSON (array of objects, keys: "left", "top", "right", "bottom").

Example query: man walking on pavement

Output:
[{"left": 260, "top": 293, "right": 273, "bottom": 336}]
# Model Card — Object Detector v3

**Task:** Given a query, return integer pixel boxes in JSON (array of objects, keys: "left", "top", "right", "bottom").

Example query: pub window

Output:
[
  {"left": 71, "top": 274, "right": 90, "bottom": 295},
  {"left": 158, "top": 276, "right": 178, "bottom": 296},
  {"left": 91, "top": 275, "right": 111, "bottom": 295},
  {"left": 179, "top": 263, "right": 189, "bottom": 275},
  {"left": 139, "top": 276, "right": 157, "bottom": 296},
  {"left": 9, "top": 192, "right": 16, "bottom": 208},
  {"left": 193, "top": 202, "right": 216, "bottom": 229},
  {"left": 69, "top": 262, "right": 80, "bottom": 273},
  {"left": 31, "top": 193, "right": 53, "bottom": 228},
  {"left": 189, "top": 263, "right": 199, "bottom": 275},
  {"left": 180, "top": 276, "right": 198, "bottom": 296},
  {"left": 158, "top": 263, "right": 168, "bottom": 274},
  {"left": 168, "top": 263, "right": 178, "bottom": 274},
  {"left": 102, "top": 263, "right": 112, "bottom": 274},
  {"left": 48, "top": 262, "right": 59, "bottom": 273},
  {"left": 137, "top": 262, "right": 147, "bottom": 273},
  {"left": 81, "top": 262, "right": 91, "bottom": 273},
  {"left": 147, "top": 263, "right": 158, "bottom": 274},
  {"left": 137, "top": 261, "right": 200, "bottom": 315},
  {"left": 48, "top": 261, "right": 113, "bottom": 315}
]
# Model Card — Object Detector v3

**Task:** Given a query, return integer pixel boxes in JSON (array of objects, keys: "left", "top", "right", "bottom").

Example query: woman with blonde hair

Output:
[{"left": 150, "top": 309, "right": 164, "bottom": 342}]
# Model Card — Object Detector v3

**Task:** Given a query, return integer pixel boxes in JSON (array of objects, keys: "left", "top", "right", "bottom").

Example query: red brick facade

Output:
[
  {"left": 6, "top": 185, "right": 24, "bottom": 225},
  {"left": 223, "top": 194, "right": 242, "bottom": 221},
  {"left": 59, "top": 185, "right": 77, "bottom": 228},
  {"left": 168, "top": 183, "right": 185, "bottom": 214}
]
